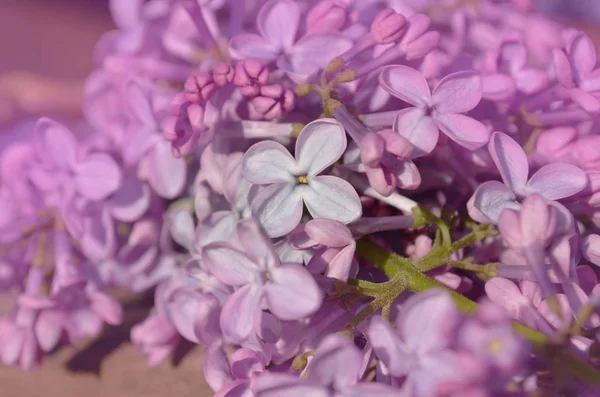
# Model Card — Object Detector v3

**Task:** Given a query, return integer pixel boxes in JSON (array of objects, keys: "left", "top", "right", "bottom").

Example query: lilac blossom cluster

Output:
[{"left": 2, "top": 0, "right": 600, "bottom": 396}]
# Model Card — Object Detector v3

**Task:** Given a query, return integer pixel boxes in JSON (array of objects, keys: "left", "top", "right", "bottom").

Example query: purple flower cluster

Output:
[{"left": 2, "top": 0, "right": 600, "bottom": 396}]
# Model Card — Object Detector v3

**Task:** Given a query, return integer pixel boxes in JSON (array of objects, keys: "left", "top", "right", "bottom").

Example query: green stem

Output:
[{"left": 355, "top": 238, "right": 600, "bottom": 385}]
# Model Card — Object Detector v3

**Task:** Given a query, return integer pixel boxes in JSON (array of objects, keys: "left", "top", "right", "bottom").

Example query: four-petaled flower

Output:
[
  {"left": 242, "top": 118, "right": 362, "bottom": 238},
  {"left": 379, "top": 65, "right": 490, "bottom": 157}
]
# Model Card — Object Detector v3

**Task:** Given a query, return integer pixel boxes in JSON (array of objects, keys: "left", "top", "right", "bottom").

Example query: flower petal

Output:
[
  {"left": 432, "top": 71, "right": 483, "bottom": 113},
  {"left": 108, "top": 176, "right": 151, "bottom": 222},
  {"left": 33, "top": 118, "right": 78, "bottom": 169},
  {"left": 229, "top": 33, "right": 280, "bottom": 60},
  {"left": 552, "top": 48, "right": 573, "bottom": 88},
  {"left": 286, "top": 33, "right": 353, "bottom": 78},
  {"left": 203, "top": 341, "right": 233, "bottom": 391},
  {"left": 127, "top": 80, "right": 156, "bottom": 126},
  {"left": 398, "top": 289, "right": 459, "bottom": 354},
  {"left": 251, "top": 374, "right": 328, "bottom": 397},
  {"left": 250, "top": 183, "right": 304, "bottom": 238},
  {"left": 303, "top": 175, "right": 362, "bottom": 224},
  {"left": 202, "top": 242, "right": 259, "bottom": 286},
  {"left": 242, "top": 141, "right": 296, "bottom": 184},
  {"left": 74, "top": 154, "right": 123, "bottom": 200},
  {"left": 570, "top": 88, "right": 600, "bottom": 114},
  {"left": 220, "top": 285, "right": 263, "bottom": 342},
  {"left": 257, "top": 0, "right": 300, "bottom": 50},
  {"left": 379, "top": 65, "right": 431, "bottom": 106},
  {"left": 367, "top": 316, "right": 413, "bottom": 377},
  {"left": 526, "top": 163, "right": 588, "bottom": 200},
  {"left": 488, "top": 131, "right": 528, "bottom": 193},
  {"left": 304, "top": 219, "right": 354, "bottom": 247},
  {"left": 147, "top": 140, "right": 187, "bottom": 199},
  {"left": 264, "top": 265, "right": 323, "bottom": 320},
  {"left": 170, "top": 210, "right": 195, "bottom": 249},
  {"left": 434, "top": 112, "right": 490, "bottom": 150},
  {"left": 295, "top": 119, "right": 347, "bottom": 176},
  {"left": 467, "top": 180, "right": 517, "bottom": 224},
  {"left": 393, "top": 108, "right": 438, "bottom": 158},
  {"left": 309, "top": 335, "right": 362, "bottom": 389},
  {"left": 236, "top": 219, "right": 280, "bottom": 270},
  {"left": 570, "top": 33, "right": 597, "bottom": 79}
]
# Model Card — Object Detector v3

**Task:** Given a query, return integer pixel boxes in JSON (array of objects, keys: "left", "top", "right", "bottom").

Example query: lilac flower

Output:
[
  {"left": 553, "top": 32, "right": 600, "bottom": 114},
  {"left": 229, "top": 0, "right": 353, "bottom": 82},
  {"left": 131, "top": 312, "right": 181, "bottom": 367},
  {"left": 204, "top": 342, "right": 265, "bottom": 397},
  {"left": 367, "top": 289, "right": 473, "bottom": 397},
  {"left": 242, "top": 119, "right": 362, "bottom": 238},
  {"left": 478, "top": 40, "right": 548, "bottom": 100},
  {"left": 124, "top": 80, "right": 187, "bottom": 199},
  {"left": 379, "top": 66, "right": 490, "bottom": 157},
  {"left": 302, "top": 219, "right": 357, "bottom": 282},
  {"left": 29, "top": 118, "right": 122, "bottom": 202},
  {"left": 251, "top": 334, "right": 398, "bottom": 397},
  {"left": 468, "top": 132, "right": 588, "bottom": 224},
  {"left": 202, "top": 220, "right": 323, "bottom": 342}
]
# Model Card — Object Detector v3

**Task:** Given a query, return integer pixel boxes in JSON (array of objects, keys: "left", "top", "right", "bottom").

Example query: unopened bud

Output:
[
  {"left": 306, "top": 0, "right": 348, "bottom": 34},
  {"left": 371, "top": 8, "right": 407, "bottom": 44}
]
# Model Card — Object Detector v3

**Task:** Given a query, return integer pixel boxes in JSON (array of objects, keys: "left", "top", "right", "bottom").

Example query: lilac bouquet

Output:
[{"left": 2, "top": 0, "right": 600, "bottom": 395}]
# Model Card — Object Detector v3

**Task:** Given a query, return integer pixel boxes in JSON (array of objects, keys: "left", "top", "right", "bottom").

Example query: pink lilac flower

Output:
[
  {"left": 251, "top": 334, "right": 398, "bottom": 397},
  {"left": 242, "top": 119, "right": 362, "bottom": 237},
  {"left": 379, "top": 66, "right": 490, "bottom": 157},
  {"left": 468, "top": 132, "right": 588, "bottom": 224},
  {"left": 229, "top": 0, "right": 353, "bottom": 83},
  {"left": 202, "top": 220, "right": 323, "bottom": 342},
  {"left": 553, "top": 32, "right": 600, "bottom": 114}
]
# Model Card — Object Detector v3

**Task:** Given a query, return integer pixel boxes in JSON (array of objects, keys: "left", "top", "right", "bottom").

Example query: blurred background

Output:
[{"left": 0, "top": 0, "right": 598, "bottom": 396}]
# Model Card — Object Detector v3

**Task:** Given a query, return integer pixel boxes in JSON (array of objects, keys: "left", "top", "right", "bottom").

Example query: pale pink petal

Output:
[
  {"left": 250, "top": 183, "right": 304, "bottom": 238},
  {"left": 308, "top": 335, "right": 362, "bottom": 388},
  {"left": 326, "top": 245, "right": 356, "bottom": 282},
  {"left": 251, "top": 374, "right": 328, "bottom": 397},
  {"left": 514, "top": 68, "right": 548, "bottom": 94},
  {"left": 33, "top": 118, "right": 78, "bottom": 169},
  {"left": 467, "top": 181, "right": 517, "bottom": 224},
  {"left": 488, "top": 132, "right": 529, "bottom": 193},
  {"left": 393, "top": 107, "right": 438, "bottom": 158},
  {"left": 220, "top": 285, "right": 264, "bottom": 342},
  {"left": 303, "top": 175, "right": 362, "bottom": 224},
  {"left": 257, "top": 0, "right": 300, "bottom": 50},
  {"left": 295, "top": 119, "right": 347, "bottom": 176},
  {"left": 286, "top": 33, "right": 353, "bottom": 78},
  {"left": 109, "top": 0, "right": 142, "bottom": 29},
  {"left": 432, "top": 71, "right": 482, "bottom": 113},
  {"left": 552, "top": 49, "right": 573, "bottom": 88},
  {"left": 89, "top": 291, "right": 123, "bottom": 325},
  {"left": 570, "top": 34, "right": 597, "bottom": 79},
  {"left": 526, "top": 163, "right": 588, "bottom": 200},
  {"left": 264, "top": 265, "right": 322, "bottom": 320},
  {"left": 147, "top": 140, "right": 187, "bottom": 199},
  {"left": 108, "top": 177, "right": 151, "bottom": 222},
  {"left": 236, "top": 220, "right": 280, "bottom": 270},
  {"left": 229, "top": 33, "right": 280, "bottom": 60},
  {"left": 434, "top": 112, "right": 490, "bottom": 150},
  {"left": 203, "top": 341, "right": 233, "bottom": 391},
  {"left": 398, "top": 289, "right": 459, "bottom": 354},
  {"left": 304, "top": 219, "right": 354, "bottom": 247},
  {"left": 74, "top": 154, "right": 123, "bottom": 200},
  {"left": 80, "top": 208, "right": 116, "bottom": 261},
  {"left": 367, "top": 316, "right": 414, "bottom": 377},
  {"left": 123, "top": 126, "right": 158, "bottom": 166},
  {"left": 570, "top": 88, "right": 600, "bottom": 114},
  {"left": 484, "top": 277, "right": 529, "bottom": 320},
  {"left": 481, "top": 73, "right": 516, "bottom": 101},
  {"left": 202, "top": 242, "right": 259, "bottom": 286},
  {"left": 379, "top": 65, "right": 431, "bottom": 107},
  {"left": 242, "top": 141, "right": 296, "bottom": 184},
  {"left": 127, "top": 80, "right": 156, "bottom": 126},
  {"left": 35, "top": 311, "right": 64, "bottom": 352}
]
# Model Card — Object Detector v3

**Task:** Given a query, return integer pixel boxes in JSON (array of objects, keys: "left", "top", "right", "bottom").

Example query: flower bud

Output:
[
  {"left": 184, "top": 73, "right": 215, "bottom": 103},
  {"left": 360, "top": 132, "right": 385, "bottom": 167},
  {"left": 371, "top": 9, "right": 407, "bottom": 44},
  {"left": 248, "top": 85, "right": 294, "bottom": 120},
  {"left": 212, "top": 62, "right": 234, "bottom": 86},
  {"left": 234, "top": 59, "right": 269, "bottom": 97},
  {"left": 306, "top": 0, "right": 347, "bottom": 34}
]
